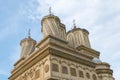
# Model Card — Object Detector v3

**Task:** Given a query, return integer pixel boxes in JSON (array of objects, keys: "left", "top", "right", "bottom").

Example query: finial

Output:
[
  {"left": 73, "top": 19, "right": 76, "bottom": 28},
  {"left": 28, "top": 29, "right": 31, "bottom": 38},
  {"left": 49, "top": 7, "right": 52, "bottom": 15}
]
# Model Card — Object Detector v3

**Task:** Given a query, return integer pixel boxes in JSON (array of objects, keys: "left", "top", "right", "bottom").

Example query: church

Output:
[{"left": 9, "top": 10, "right": 114, "bottom": 80}]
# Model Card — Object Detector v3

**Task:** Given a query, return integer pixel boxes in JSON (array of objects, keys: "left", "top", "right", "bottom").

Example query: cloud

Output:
[
  {"left": 113, "top": 67, "right": 120, "bottom": 80},
  {"left": 35, "top": 0, "right": 101, "bottom": 30}
]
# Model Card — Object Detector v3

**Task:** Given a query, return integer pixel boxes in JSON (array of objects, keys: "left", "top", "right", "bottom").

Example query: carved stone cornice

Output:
[
  {"left": 96, "top": 62, "right": 110, "bottom": 68},
  {"left": 36, "top": 35, "right": 68, "bottom": 48},
  {"left": 76, "top": 45, "right": 100, "bottom": 58},
  {"left": 50, "top": 41, "right": 93, "bottom": 61},
  {"left": 96, "top": 69, "right": 113, "bottom": 75},
  {"left": 49, "top": 48, "right": 96, "bottom": 68},
  {"left": 14, "top": 57, "right": 25, "bottom": 67}
]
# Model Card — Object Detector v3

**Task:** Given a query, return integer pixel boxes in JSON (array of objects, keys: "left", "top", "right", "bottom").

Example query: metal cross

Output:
[
  {"left": 49, "top": 7, "right": 52, "bottom": 15},
  {"left": 73, "top": 19, "right": 76, "bottom": 28},
  {"left": 28, "top": 29, "right": 31, "bottom": 38}
]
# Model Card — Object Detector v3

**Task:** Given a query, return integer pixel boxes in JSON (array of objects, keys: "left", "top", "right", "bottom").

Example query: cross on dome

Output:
[
  {"left": 73, "top": 19, "right": 77, "bottom": 29},
  {"left": 28, "top": 29, "right": 31, "bottom": 38}
]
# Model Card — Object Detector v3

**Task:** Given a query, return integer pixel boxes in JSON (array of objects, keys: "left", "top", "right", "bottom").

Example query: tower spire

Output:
[
  {"left": 28, "top": 29, "right": 31, "bottom": 38},
  {"left": 73, "top": 19, "right": 76, "bottom": 29}
]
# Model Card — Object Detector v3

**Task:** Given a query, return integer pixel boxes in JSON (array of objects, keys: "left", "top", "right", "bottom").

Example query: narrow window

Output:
[
  {"left": 52, "top": 63, "right": 59, "bottom": 72},
  {"left": 79, "top": 70, "right": 84, "bottom": 78},
  {"left": 86, "top": 72, "right": 90, "bottom": 79},
  {"left": 70, "top": 68, "right": 76, "bottom": 76},
  {"left": 62, "top": 66, "right": 68, "bottom": 74}
]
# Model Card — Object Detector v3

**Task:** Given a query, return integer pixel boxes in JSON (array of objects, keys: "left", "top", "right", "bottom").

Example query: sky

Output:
[{"left": 0, "top": 0, "right": 120, "bottom": 80}]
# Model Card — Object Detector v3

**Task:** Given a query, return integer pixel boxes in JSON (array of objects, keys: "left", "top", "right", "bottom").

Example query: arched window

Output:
[
  {"left": 62, "top": 66, "right": 68, "bottom": 74},
  {"left": 52, "top": 63, "right": 59, "bottom": 72},
  {"left": 92, "top": 74, "right": 97, "bottom": 80},
  {"left": 70, "top": 67, "right": 76, "bottom": 76},
  {"left": 67, "top": 34, "right": 74, "bottom": 47},
  {"left": 86, "top": 72, "right": 90, "bottom": 79},
  {"left": 79, "top": 70, "right": 84, "bottom": 78}
]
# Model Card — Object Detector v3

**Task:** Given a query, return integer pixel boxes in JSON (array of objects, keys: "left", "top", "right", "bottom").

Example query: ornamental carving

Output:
[
  {"left": 28, "top": 70, "right": 34, "bottom": 78},
  {"left": 45, "top": 64, "right": 49, "bottom": 73},
  {"left": 35, "top": 69, "right": 40, "bottom": 79},
  {"left": 92, "top": 74, "right": 97, "bottom": 80},
  {"left": 23, "top": 75, "right": 27, "bottom": 80}
]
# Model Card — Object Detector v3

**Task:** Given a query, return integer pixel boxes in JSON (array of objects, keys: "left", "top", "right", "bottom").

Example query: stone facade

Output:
[{"left": 9, "top": 12, "right": 115, "bottom": 80}]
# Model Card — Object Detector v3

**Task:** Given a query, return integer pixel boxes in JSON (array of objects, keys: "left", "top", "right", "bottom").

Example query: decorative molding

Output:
[
  {"left": 50, "top": 48, "right": 95, "bottom": 68},
  {"left": 96, "top": 69, "right": 113, "bottom": 75}
]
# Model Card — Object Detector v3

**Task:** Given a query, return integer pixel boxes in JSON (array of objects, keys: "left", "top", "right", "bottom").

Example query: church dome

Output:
[
  {"left": 41, "top": 14, "right": 61, "bottom": 26},
  {"left": 41, "top": 8, "right": 66, "bottom": 40},
  {"left": 67, "top": 27, "right": 89, "bottom": 35},
  {"left": 92, "top": 58, "right": 102, "bottom": 63},
  {"left": 67, "top": 20, "right": 91, "bottom": 48},
  {"left": 20, "top": 37, "right": 36, "bottom": 45}
]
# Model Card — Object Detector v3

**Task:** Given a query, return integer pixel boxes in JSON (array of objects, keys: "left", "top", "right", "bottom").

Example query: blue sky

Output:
[{"left": 0, "top": 0, "right": 120, "bottom": 80}]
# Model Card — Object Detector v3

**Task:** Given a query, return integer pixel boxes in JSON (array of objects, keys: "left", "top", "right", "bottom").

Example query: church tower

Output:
[
  {"left": 20, "top": 29, "right": 36, "bottom": 58},
  {"left": 9, "top": 9, "right": 114, "bottom": 80},
  {"left": 41, "top": 7, "right": 66, "bottom": 40},
  {"left": 67, "top": 20, "right": 91, "bottom": 48}
]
